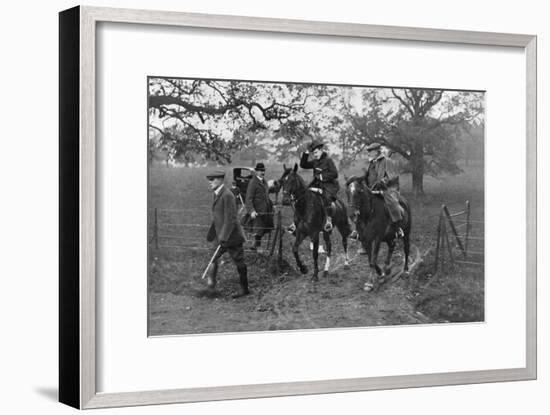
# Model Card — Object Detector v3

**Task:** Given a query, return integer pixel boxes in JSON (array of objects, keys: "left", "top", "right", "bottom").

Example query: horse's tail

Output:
[{"left": 398, "top": 195, "right": 412, "bottom": 233}]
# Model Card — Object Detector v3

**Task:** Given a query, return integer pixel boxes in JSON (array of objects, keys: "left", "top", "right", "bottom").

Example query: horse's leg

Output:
[
  {"left": 293, "top": 230, "right": 308, "bottom": 275},
  {"left": 384, "top": 239, "right": 396, "bottom": 276},
  {"left": 367, "top": 239, "right": 385, "bottom": 292},
  {"left": 311, "top": 233, "right": 320, "bottom": 282},
  {"left": 322, "top": 231, "right": 332, "bottom": 278},
  {"left": 362, "top": 239, "right": 375, "bottom": 292},
  {"left": 337, "top": 224, "right": 350, "bottom": 270},
  {"left": 403, "top": 231, "right": 410, "bottom": 272},
  {"left": 369, "top": 239, "right": 383, "bottom": 276}
]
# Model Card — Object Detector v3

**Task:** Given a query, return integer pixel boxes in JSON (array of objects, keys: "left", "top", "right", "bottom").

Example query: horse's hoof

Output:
[
  {"left": 299, "top": 265, "right": 308, "bottom": 274},
  {"left": 322, "top": 270, "right": 329, "bottom": 278},
  {"left": 363, "top": 282, "right": 374, "bottom": 292}
]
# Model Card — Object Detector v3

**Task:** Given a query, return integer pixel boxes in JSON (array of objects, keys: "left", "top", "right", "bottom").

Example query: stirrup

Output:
[
  {"left": 395, "top": 227, "right": 404, "bottom": 239},
  {"left": 349, "top": 230, "right": 359, "bottom": 241},
  {"left": 286, "top": 223, "right": 296, "bottom": 234}
]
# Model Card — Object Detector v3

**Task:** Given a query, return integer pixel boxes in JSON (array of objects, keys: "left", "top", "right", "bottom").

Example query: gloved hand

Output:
[{"left": 372, "top": 181, "right": 387, "bottom": 191}]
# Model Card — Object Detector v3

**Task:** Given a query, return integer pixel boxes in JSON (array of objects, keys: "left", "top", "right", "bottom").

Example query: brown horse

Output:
[
  {"left": 281, "top": 164, "right": 351, "bottom": 281},
  {"left": 345, "top": 176, "right": 411, "bottom": 291}
]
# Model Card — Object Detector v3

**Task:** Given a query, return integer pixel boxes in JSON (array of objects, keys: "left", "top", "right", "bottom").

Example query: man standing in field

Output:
[
  {"left": 364, "top": 142, "right": 404, "bottom": 239},
  {"left": 245, "top": 163, "right": 274, "bottom": 251},
  {"left": 205, "top": 170, "right": 250, "bottom": 298}
]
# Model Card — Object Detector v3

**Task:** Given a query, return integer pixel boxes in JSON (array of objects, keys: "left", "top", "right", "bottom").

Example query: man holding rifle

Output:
[{"left": 205, "top": 170, "right": 250, "bottom": 298}]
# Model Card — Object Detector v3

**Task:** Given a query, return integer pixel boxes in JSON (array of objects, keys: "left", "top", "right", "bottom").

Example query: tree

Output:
[
  {"left": 332, "top": 88, "right": 484, "bottom": 195},
  {"left": 148, "top": 78, "right": 317, "bottom": 164}
]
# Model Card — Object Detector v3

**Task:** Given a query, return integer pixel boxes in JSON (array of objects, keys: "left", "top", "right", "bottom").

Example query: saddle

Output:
[{"left": 307, "top": 187, "right": 344, "bottom": 216}]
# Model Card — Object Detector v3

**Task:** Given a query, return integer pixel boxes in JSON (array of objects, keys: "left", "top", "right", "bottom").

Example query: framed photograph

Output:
[{"left": 59, "top": 6, "right": 536, "bottom": 409}]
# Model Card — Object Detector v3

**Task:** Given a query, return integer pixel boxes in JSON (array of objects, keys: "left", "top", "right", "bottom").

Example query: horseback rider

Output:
[
  {"left": 297, "top": 139, "right": 340, "bottom": 232},
  {"left": 363, "top": 142, "right": 404, "bottom": 239}
]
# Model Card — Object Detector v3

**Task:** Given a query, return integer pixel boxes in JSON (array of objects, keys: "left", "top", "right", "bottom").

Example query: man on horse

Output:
[
  {"left": 244, "top": 162, "right": 274, "bottom": 250},
  {"left": 299, "top": 139, "right": 340, "bottom": 232},
  {"left": 364, "top": 142, "right": 404, "bottom": 239}
]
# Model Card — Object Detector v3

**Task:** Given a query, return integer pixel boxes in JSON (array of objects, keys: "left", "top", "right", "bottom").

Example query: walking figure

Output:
[{"left": 205, "top": 170, "right": 250, "bottom": 298}]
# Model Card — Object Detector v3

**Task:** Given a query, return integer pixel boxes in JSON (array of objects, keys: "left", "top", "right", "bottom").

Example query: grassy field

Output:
[{"left": 148, "top": 162, "right": 484, "bottom": 335}]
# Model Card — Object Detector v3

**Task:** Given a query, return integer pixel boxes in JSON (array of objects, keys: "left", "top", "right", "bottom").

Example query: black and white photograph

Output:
[{"left": 147, "top": 77, "right": 485, "bottom": 335}]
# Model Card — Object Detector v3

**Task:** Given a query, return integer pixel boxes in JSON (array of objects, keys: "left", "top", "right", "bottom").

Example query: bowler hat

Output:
[
  {"left": 366, "top": 142, "right": 381, "bottom": 151},
  {"left": 206, "top": 170, "right": 225, "bottom": 180},
  {"left": 254, "top": 162, "right": 266, "bottom": 171},
  {"left": 308, "top": 140, "right": 324, "bottom": 152}
]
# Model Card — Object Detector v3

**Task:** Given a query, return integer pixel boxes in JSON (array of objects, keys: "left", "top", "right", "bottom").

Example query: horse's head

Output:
[
  {"left": 267, "top": 178, "right": 281, "bottom": 194},
  {"left": 280, "top": 163, "right": 303, "bottom": 206},
  {"left": 345, "top": 175, "right": 372, "bottom": 222}
]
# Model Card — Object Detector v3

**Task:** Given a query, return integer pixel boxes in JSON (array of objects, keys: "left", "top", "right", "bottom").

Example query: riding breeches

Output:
[{"left": 383, "top": 190, "right": 404, "bottom": 223}]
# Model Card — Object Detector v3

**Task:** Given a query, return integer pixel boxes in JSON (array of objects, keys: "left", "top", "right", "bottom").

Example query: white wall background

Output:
[{"left": 0, "top": 0, "right": 545, "bottom": 414}]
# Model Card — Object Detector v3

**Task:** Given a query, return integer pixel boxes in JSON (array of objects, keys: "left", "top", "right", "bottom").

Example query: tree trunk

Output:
[
  {"left": 411, "top": 144, "right": 425, "bottom": 196},
  {"left": 412, "top": 165, "right": 424, "bottom": 196}
]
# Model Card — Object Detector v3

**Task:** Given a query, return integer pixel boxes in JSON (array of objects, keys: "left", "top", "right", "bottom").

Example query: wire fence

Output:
[
  {"left": 149, "top": 206, "right": 286, "bottom": 267},
  {"left": 433, "top": 200, "right": 484, "bottom": 273}
]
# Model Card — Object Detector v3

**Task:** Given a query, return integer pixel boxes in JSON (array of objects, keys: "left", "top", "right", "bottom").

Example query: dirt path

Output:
[{"left": 148, "top": 242, "right": 431, "bottom": 336}]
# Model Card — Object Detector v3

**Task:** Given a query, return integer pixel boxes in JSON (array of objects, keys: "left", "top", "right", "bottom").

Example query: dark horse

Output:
[
  {"left": 345, "top": 176, "right": 411, "bottom": 292},
  {"left": 281, "top": 164, "right": 352, "bottom": 281}
]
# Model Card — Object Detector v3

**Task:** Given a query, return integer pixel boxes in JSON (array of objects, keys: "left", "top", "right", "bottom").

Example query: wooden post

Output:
[
  {"left": 269, "top": 211, "right": 279, "bottom": 257},
  {"left": 442, "top": 218, "right": 454, "bottom": 264},
  {"left": 443, "top": 205, "right": 466, "bottom": 257},
  {"left": 154, "top": 207, "right": 159, "bottom": 250},
  {"left": 433, "top": 207, "right": 444, "bottom": 274},
  {"left": 465, "top": 200, "right": 471, "bottom": 259},
  {"left": 277, "top": 210, "right": 283, "bottom": 265}
]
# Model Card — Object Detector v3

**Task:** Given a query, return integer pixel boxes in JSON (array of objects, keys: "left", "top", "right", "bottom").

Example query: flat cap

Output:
[
  {"left": 206, "top": 170, "right": 225, "bottom": 180},
  {"left": 366, "top": 142, "right": 381, "bottom": 151}
]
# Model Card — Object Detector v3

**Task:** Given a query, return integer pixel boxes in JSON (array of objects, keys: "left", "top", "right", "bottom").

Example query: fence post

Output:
[
  {"left": 154, "top": 207, "right": 159, "bottom": 250},
  {"left": 442, "top": 218, "right": 454, "bottom": 264},
  {"left": 443, "top": 205, "right": 466, "bottom": 257},
  {"left": 277, "top": 210, "right": 283, "bottom": 266},
  {"left": 269, "top": 210, "right": 279, "bottom": 257},
  {"left": 433, "top": 207, "right": 444, "bottom": 274},
  {"left": 465, "top": 200, "right": 471, "bottom": 259}
]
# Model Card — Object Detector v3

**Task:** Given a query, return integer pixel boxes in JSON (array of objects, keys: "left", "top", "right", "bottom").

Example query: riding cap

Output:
[
  {"left": 366, "top": 142, "right": 382, "bottom": 151},
  {"left": 308, "top": 140, "right": 324, "bottom": 152},
  {"left": 254, "top": 162, "right": 266, "bottom": 171},
  {"left": 206, "top": 170, "right": 225, "bottom": 180}
]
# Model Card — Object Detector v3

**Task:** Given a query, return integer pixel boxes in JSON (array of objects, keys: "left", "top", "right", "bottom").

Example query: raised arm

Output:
[{"left": 299, "top": 152, "right": 314, "bottom": 169}]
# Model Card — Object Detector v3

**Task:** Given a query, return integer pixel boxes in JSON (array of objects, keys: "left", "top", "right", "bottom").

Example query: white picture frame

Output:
[{"left": 59, "top": 5, "right": 536, "bottom": 409}]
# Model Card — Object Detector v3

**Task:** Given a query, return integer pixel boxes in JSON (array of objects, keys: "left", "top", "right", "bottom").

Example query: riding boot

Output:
[{"left": 233, "top": 265, "right": 250, "bottom": 298}]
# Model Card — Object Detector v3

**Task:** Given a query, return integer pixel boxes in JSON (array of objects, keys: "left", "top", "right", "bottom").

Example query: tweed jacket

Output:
[
  {"left": 206, "top": 185, "right": 245, "bottom": 247},
  {"left": 245, "top": 174, "right": 271, "bottom": 215},
  {"left": 365, "top": 155, "right": 400, "bottom": 190}
]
